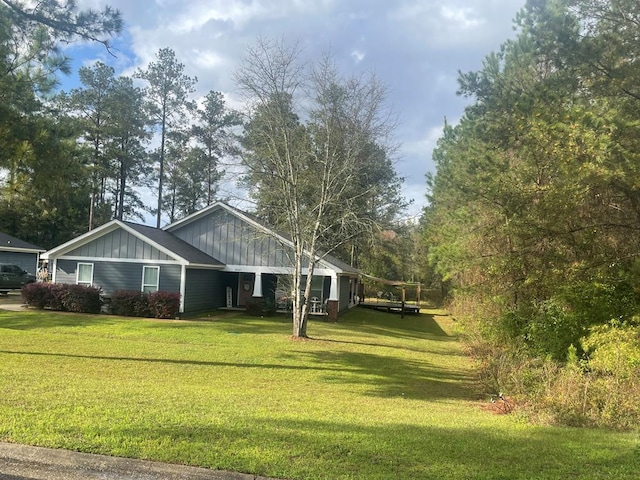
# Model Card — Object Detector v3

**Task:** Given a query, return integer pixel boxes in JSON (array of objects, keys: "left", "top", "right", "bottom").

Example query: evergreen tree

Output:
[
  {"left": 135, "top": 48, "right": 197, "bottom": 227},
  {"left": 192, "top": 91, "right": 242, "bottom": 205}
]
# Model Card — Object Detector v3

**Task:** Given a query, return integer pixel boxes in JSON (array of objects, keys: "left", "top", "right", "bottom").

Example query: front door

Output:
[{"left": 238, "top": 273, "right": 254, "bottom": 307}]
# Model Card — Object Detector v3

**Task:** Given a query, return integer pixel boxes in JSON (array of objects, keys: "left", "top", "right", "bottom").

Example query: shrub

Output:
[
  {"left": 263, "top": 298, "right": 277, "bottom": 317},
  {"left": 21, "top": 283, "right": 53, "bottom": 309},
  {"left": 245, "top": 297, "right": 264, "bottom": 316},
  {"left": 244, "top": 298, "right": 278, "bottom": 317},
  {"left": 580, "top": 320, "right": 640, "bottom": 428},
  {"left": 147, "top": 291, "right": 181, "bottom": 319},
  {"left": 21, "top": 283, "right": 101, "bottom": 313},
  {"left": 60, "top": 284, "right": 102, "bottom": 313},
  {"left": 111, "top": 290, "right": 150, "bottom": 317},
  {"left": 111, "top": 290, "right": 180, "bottom": 318},
  {"left": 46, "top": 284, "right": 68, "bottom": 311}
]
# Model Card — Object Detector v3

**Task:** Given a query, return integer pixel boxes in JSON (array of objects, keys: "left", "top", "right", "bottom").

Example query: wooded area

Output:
[
  {"left": 0, "top": 1, "right": 241, "bottom": 246},
  {"left": 423, "top": 0, "right": 640, "bottom": 427}
]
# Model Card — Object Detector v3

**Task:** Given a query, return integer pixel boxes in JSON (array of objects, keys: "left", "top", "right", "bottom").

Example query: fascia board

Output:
[
  {"left": 163, "top": 201, "right": 224, "bottom": 232},
  {"left": 185, "top": 263, "right": 225, "bottom": 270},
  {"left": 1, "top": 246, "right": 45, "bottom": 254},
  {"left": 41, "top": 221, "right": 121, "bottom": 259},
  {"left": 42, "top": 221, "right": 189, "bottom": 266}
]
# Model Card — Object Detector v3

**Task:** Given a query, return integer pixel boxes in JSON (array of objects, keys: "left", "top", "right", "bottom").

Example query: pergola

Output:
[{"left": 360, "top": 273, "right": 423, "bottom": 318}]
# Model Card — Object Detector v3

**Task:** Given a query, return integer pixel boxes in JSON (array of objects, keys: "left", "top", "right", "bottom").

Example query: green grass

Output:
[{"left": 0, "top": 307, "right": 637, "bottom": 479}]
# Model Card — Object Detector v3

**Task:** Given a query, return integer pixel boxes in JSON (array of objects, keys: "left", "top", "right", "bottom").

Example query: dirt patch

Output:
[{"left": 480, "top": 396, "right": 515, "bottom": 415}]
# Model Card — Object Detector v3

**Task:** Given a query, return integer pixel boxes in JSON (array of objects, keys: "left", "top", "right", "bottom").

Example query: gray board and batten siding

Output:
[
  {"left": 169, "top": 207, "right": 294, "bottom": 268},
  {"left": 65, "top": 228, "right": 173, "bottom": 261}
]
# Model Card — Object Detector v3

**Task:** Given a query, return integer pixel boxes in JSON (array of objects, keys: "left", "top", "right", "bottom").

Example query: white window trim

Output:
[
  {"left": 76, "top": 262, "right": 94, "bottom": 286},
  {"left": 142, "top": 266, "right": 160, "bottom": 293}
]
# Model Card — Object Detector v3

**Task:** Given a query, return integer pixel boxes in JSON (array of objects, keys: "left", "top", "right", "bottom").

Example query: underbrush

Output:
[{"left": 465, "top": 317, "right": 640, "bottom": 429}]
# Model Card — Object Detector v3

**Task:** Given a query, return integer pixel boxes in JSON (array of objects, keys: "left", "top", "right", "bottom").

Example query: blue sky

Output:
[{"left": 64, "top": 0, "right": 526, "bottom": 225}]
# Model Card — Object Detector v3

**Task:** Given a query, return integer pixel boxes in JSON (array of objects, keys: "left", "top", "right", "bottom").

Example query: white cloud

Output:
[
  {"left": 192, "top": 49, "right": 226, "bottom": 70},
  {"left": 440, "top": 5, "right": 484, "bottom": 29},
  {"left": 168, "top": 2, "right": 268, "bottom": 34},
  {"left": 390, "top": 0, "right": 522, "bottom": 49},
  {"left": 401, "top": 126, "right": 445, "bottom": 161},
  {"left": 351, "top": 49, "right": 366, "bottom": 63}
]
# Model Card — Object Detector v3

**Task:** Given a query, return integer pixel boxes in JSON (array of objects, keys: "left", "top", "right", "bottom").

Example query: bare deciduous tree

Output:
[{"left": 236, "top": 37, "right": 398, "bottom": 338}]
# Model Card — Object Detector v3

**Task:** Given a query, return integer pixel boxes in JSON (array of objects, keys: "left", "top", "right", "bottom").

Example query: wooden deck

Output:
[{"left": 358, "top": 301, "right": 420, "bottom": 315}]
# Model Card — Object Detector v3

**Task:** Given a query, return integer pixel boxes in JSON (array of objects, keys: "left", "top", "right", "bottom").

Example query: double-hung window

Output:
[
  {"left": 142, "top": 266, "right": 160, "bottom": 293},
  {"left": 77, "top": 263, "right": 94, "bottom": 286}
]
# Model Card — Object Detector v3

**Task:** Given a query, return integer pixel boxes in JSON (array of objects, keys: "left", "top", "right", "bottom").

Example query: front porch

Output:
[{"left": 221, "top": 270, "right": 361, "bottom": 320}]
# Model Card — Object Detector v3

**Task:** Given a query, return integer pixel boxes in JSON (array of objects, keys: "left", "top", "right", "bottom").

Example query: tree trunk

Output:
[
  {"left": 157, "top": 113, "right": 166, "bottom": 228},
  {"left": 291, "top": 246, "right": 309, "bottom": 338}
]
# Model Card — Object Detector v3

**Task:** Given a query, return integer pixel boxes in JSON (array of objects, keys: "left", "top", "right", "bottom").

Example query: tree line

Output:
[
  {"left": 0, "top": 1, "right": 242, "bottom": 245},
  {"left": 423, "top": 0, "right": 640, "bottom": 427}
]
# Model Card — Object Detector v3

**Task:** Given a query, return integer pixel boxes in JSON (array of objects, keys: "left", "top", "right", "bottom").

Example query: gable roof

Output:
[
  {"left": 123, "top": 222, "right": 224, "bottom": 267},
  {"left": 0, "top": 231, "right": 45, "bottom": 253},
  {"left": 165, "top": 201, "right": 359, "bottom": 275},
  {"left": 42, "top": 220, "right": 223, "bottom": 268}
]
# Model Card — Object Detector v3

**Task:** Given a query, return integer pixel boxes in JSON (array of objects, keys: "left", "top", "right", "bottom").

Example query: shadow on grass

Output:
[
  {"left": 0, "top": 307, "right": 451, "bottom": 342},
  {"left": 0, "top": 344, "right": 473, "bottom": 401},
  {"left": 145, "top": 315, "right": 293, "bottom": 336},
  {"left": 0, "top": 310, "right": 293, "bottom": 336},
  {"left": 332, "top": 307, "right": 453, "bottom": 342},
  {"left": 0, "top": 311, "right": 108, "bottom": 330},
  {"left": 75, "top": 416, "right": 639, "bottom": 480},
  {"left": 0, "top": 349, "right": 338, "bottom": 372},
  {"left": 283, "top": 348, "right": 475, "bottom": 400}
]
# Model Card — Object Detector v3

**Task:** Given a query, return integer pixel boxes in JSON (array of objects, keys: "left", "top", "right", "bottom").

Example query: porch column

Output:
[
  {"left": 253, "top": 272, "right": 263, "bottom": 297},
  {"left": 51, "top": 259, "right": 58, "bottom": 283},
  {"left": 328, "top": 273, "right": 338, "bottom": 300},
  {"left": 350, "top": 277, "right": 358, "bottom": 307},
  {"left": 179, "top": 264, "right": 186, "bottom": 314},
  {"left": 327, "top": 273, "right": 339, "bottom": 321}
]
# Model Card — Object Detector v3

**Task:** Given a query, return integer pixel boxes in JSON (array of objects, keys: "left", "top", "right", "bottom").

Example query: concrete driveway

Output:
[
  {"left": 0, "top": 292, "right": 25, "bottom": 312},
  {"left": 0, "top": 442, "right": 277, "bottom": 480}
]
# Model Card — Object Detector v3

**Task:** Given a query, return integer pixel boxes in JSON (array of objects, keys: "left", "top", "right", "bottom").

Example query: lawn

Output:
[{"left": 0, "top": 306, "right": 637, "bottom": 479}]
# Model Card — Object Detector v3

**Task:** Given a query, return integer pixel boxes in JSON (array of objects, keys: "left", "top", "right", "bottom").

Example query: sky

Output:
[{"left": 65, "top": 0, "right": 527, "bottom": 225}]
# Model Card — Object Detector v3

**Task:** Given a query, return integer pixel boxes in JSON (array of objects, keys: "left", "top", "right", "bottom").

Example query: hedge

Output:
[
  {"left": 111, "top": 290, "right": 180, "bottom": 319},
  {"left": 21, "top": 283, "right": 102, "bottom": 314}
]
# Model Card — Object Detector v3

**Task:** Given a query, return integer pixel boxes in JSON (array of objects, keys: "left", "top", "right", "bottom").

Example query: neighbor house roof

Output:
[{"left": 0, "top": 231, "right": 45, "bottom": 253}]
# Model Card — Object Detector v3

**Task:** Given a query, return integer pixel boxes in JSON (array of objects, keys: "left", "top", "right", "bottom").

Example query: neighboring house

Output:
[
  {"left": 0, "top": 231, "right": 44, "bottom": 276},
  {"left": 41, "top": 202, "right": 361, "bottom": 318}
]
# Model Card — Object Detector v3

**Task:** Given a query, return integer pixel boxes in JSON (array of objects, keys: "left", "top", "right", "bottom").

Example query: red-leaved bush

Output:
[{"left": 21, "top": 283, "right": 101, "bottom": 313}]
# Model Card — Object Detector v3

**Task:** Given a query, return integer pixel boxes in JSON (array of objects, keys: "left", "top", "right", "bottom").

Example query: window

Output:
[
  {"left": 142, "top": 266, "right": 160, "bottom": 293},
  {"left": 77, "top": 263, "right": 94, "bottom": 286},
  {"left": 311, "top": 276, "right": 324, "bottom": 301}
]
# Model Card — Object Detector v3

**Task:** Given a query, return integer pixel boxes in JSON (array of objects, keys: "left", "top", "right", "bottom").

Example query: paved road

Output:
[{"left": 0, "top": 442, "right": 277, "bottom": 480}]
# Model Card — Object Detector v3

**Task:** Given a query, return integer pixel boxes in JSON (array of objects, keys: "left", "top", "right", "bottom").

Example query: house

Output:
[
  {"left": 0, "top": 231, "right": 45, "bottom": 276},
  {"left": 41, "top": 202, "right": 361, "bottom": 319}
]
